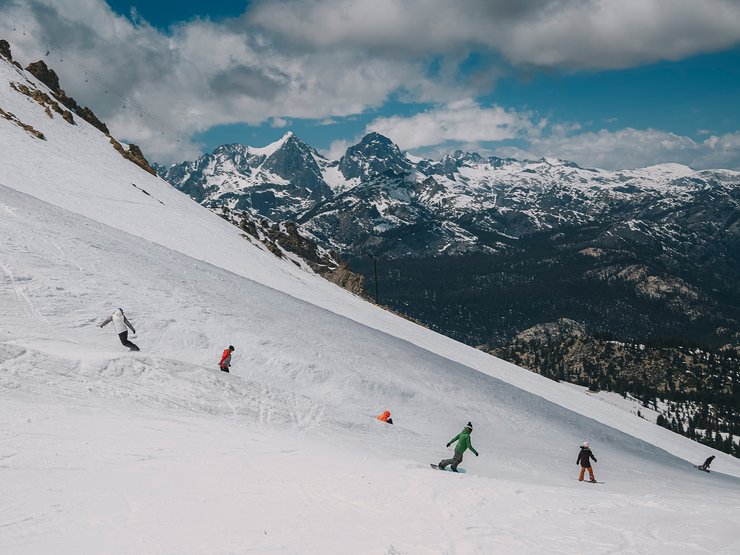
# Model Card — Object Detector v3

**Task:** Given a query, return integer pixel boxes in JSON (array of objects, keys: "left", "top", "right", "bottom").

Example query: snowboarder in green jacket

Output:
[{"left": 438, "top": 422, "right": 478, "bottom": 472}]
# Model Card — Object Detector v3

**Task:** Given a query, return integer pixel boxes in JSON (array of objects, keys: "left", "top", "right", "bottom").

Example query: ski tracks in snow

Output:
[{"left": 0, "top": 261, "right": 49, "bottom": 325}]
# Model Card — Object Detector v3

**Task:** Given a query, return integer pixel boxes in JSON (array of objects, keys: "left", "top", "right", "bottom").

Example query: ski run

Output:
[{"left": 1, "top": 50, "right": 740, "bottom": 555}]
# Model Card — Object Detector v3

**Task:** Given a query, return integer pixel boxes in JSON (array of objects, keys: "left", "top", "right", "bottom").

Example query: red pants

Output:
[{"left": 579, "top": 466, "right": 595, "bottom": 481}]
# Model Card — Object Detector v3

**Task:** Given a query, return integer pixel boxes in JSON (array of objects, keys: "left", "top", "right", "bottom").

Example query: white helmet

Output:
[{"left": 582, "top": 441, "right": 590, "bottom": 448}]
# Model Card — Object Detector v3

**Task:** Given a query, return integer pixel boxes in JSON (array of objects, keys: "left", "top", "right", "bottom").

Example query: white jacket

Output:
[{"left": 100, "top": 309, "right": 135, "bottom": 334}]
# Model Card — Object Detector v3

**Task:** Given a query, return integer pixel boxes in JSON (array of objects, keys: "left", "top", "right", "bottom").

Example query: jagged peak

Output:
[
  {"left": 212, "top": 143, "right": 250, "bottom": 156},
  {"left": 360, "top": 131, "right": 393, "bottom": 144},
  {"left": 249, "top": 131, "right": 298, "bottom": 157},
  {"left": 344, "top": 132, "right": 405, "bottom": 158}
]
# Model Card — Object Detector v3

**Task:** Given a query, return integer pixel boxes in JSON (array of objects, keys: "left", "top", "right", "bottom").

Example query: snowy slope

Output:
[{"left": 2, "top": 56, "right": 740, "bottom": 554}]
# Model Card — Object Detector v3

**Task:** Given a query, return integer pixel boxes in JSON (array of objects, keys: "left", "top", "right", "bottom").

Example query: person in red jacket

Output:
[
  {"left": 577, "top": 441, "right": 598, "bottom": 482},
  {"left": 219, "top": 345, "right": 235, "bottom": 373}
]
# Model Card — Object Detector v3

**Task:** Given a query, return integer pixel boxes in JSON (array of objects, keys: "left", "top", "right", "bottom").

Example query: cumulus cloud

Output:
[
  {"left": 326, "top": 139, "right": 353, "bottom": 161},
  {"left": 249, "top": 0, "right": 740, "bottom": 69},
  {"left": 2, "top": 0, "right": 739, "bottom": 165},
  {"left": 365, "top": 103, "right": 740, "bottom": 170},
  {"left": 2, "top": 0, "right": 439, "bottom": 161},
  {"left": 499, "top": 128, "right": 740, "bottom": 170},
  {"left": 367, "top": 99, "right": 542, "bottom": 150},
  {"left": 270, "top": 117, "right": 290, "bottom": 128}
]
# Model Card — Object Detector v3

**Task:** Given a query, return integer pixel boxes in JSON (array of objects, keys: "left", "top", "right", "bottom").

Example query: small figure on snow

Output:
[
  {"left": 219, "top": 345, "right": 235, "bottom": 373},
  {"left": 376, "top": 410, "right": 393, "bottom": 425},
  {"left": 438, "top": 422, "right": 478, "bottom": 472},
  {"left": 99, "top": 308, "right": 140, "bottom": 351},
  {"left": 577, "top": 441, "right": 598, "bottom": 482},
  {"left": 698, "top": 455, "right": 715, "bottom": 472}
]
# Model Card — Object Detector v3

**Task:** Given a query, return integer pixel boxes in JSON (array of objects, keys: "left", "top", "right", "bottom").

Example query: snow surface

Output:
[{"left": 2, "top": 57, "right": 740, "bottom": 554}]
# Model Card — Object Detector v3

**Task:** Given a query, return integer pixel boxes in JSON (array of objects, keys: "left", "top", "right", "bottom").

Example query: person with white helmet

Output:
[
  {"left": 99, "top": 308, "right": 140, "bottom": 351},
  {"left": 577, "top": 441, "right": 598, "bottom": 482}
]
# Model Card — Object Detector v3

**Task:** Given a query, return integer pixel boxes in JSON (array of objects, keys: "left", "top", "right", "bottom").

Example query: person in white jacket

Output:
[{"left": 99, "top": 308, "right": 140, "bottom": 351}]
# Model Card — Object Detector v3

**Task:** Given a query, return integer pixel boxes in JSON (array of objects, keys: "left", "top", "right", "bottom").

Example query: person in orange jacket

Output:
[
  {"left": 376, "top": 410, "right": 393, "bottom": 425},
  {"left": 219, "top": 345, "right": 235, "bottom": 373}
]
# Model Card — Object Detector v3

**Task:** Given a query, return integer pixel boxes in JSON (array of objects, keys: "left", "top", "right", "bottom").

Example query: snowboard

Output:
[
  {"left": 693, "top": 465, "right": 710, "bottom": 473},
  {"left": 576, "top": 479, "right": 605, "bottom": 484},
  {"left": 430, "top": 464, "right": 466, "bottom": 474}
]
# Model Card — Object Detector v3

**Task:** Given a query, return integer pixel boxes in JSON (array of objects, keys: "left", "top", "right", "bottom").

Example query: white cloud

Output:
[
  {"left": 326, "top": 139, "right": 352, "bottom": 161},
  {"left": 2, "top": 0, "right": 739, "bottom": 166},
  {"left": 364, "top": 99, "right": 740, "bottom": 170},
  {"left": 367, "top": 99, "right": 541, "bottom": 150},
  {"left": 249, "top": 0, "right": 740, "bottom": 69},
  {"left": 503, "top": 127, "right": 740, "bottom": 170},
  {"left": 2, "top": 0, "right": 444, "bottom": 162}
]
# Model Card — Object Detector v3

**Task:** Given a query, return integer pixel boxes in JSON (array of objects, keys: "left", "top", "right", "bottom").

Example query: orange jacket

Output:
[{"left": 377, "top": 411, "right": 391, "bottom": 422}]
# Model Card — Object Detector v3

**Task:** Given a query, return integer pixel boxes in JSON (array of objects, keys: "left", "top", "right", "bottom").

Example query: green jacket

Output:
[{"left": 447, "top": 429, "right": 478, "bottom": 456}]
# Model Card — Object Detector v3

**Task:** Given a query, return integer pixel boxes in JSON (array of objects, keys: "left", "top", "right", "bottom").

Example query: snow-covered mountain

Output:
[
  {"left": 158, "top": 125, "right": 740, "bottom": 351},
  {"left": 3, "top": 44, "right": 740, "bottom": 554},
  {"left": 158, "top": 131, "right": 740, "bottom": 259},
  {"left": 154, "top": 131, "right": 334, "bottom": 221}
]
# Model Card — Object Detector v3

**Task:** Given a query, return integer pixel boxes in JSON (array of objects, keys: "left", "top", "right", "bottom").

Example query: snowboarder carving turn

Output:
[
  {"left": 697, "top": 455, "right": 715, "bottom": 472},
  {"left": 437, "top": 422, "right": 478, "bottom": 472},
  {"left": 219, "top": 345, "right": 234, "bottom": 373},
  {"left": 99, "top": 308, "right": 139, "bottom": 351},
  {"left": 577, "top": 441, "right": 598, "bottom": 482}
]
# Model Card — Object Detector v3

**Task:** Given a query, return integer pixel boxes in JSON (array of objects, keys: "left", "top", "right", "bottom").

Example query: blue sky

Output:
[
  {"left": 5, "top": 0, "right": 740, "bottom": 169},
  {"left": 106, "top": 0, "right": 249, "bottom": 30}
]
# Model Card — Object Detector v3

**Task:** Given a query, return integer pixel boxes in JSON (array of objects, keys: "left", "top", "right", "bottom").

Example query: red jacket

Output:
[{"left": 219, "top": 349, "right": 232, "bottom": 368}]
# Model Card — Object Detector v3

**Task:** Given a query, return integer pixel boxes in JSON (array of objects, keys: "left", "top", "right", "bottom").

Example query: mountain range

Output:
[{"left": 156, "top": 130, "right": 740, "bottom": 351}]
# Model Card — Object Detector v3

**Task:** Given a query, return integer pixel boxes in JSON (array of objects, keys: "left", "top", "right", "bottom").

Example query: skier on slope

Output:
[
  {"left": 99, "top": 308, "right": 140, "bottom": 351},
  {"left": 219, "top": 345, "right": 235, "bottom": 373},
  {"left": 438, "top": 422, "right": 478, "bottom": 472},
  {"left": 698, "top": 455, "right": 715, "bottom": 472},
  {"left": 577, "top": 441, "right": 598, "bottom": 482}
]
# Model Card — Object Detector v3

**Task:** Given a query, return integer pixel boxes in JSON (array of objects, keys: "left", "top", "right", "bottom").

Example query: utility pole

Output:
[
  {"left": 366, "top": 251, "right": 379, "bottom": 304},
  {"left": 373, "top": 255, "right": 379, "bottom": 304}
]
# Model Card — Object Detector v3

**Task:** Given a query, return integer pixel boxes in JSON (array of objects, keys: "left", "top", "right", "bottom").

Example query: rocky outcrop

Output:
[
  {"left": 0, "top": 106, "right": 45, "bottom": 139},
  {"left": 0, "top": 39, "right": 22, "bottom": 69},
  {"left": 512, "top": 318, "right": 588, "bottom": 344},
  {"left": 0, "top": 39, "right": 13, "bottom": 62},
  {"left": 25, "top": 60, "right": 60, "bottom": 91},
  {"left": 19, "top": 54, "right": 155, "bottom": 174},
  {"left": 25, "top": 60, "right": 109, "bottom": 134},
  {"left": 9, "top": 82, "right": 75, "bottom": 124},
  {"left": 110, "top": 138, "right": 157, "bottom": 175},
  {"left": 322, "top": 261, "right": 366, "bottom": 297},
  {"left": 218, "top": 208, "right": 366, "bottom": 297}
]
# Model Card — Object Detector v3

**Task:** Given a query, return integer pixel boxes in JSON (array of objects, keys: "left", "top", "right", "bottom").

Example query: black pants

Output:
[
  {"left": 118, "top": 331, "right": 139, "bottom": 350},
  {"left": 219, "top": 366, "right": 229, "bottom": 373},
  {"left": 439, "top": 451, "right": 463, "bottom": 471}
]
